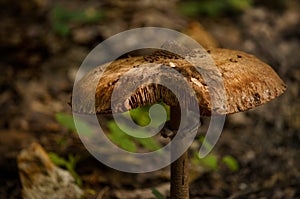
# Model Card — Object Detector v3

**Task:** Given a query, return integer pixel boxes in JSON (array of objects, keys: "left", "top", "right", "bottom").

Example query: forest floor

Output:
[{"left": 0, "top": 0, "right": 299, "bottom": 198}]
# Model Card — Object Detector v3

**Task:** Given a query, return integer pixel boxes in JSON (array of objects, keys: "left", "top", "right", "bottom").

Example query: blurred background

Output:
[{"left": 0, "top": 0, "right": 299, "bottom": 198}]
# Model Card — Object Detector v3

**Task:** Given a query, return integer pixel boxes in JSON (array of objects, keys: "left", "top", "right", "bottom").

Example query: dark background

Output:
[{"left": 0, "top": 0, "right": 299, "bottom": 198}]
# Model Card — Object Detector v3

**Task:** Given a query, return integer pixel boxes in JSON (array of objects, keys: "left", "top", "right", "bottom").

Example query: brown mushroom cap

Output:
[
  {"left": 209, "top": 48, "right": 286, "bottom": 114},
  {"left": 72, "top": 48, "right": 286, "bottom": 116}
]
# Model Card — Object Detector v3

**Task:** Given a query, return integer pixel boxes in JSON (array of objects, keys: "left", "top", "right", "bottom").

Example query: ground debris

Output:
[
  {"left": 114, "top": 183, "right": 169, "bottom": 199},
  {"left": 17, "top": 143, "right": 83, "bottom": 199}
]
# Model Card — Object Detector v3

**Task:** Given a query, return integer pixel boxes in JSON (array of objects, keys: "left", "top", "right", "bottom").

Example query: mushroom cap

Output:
[{"left": 72, "top": 48, "right": 286, "bottom": 116}]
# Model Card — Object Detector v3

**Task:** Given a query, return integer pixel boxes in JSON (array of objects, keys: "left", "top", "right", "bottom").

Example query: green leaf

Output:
[
  {"left": 107, "top": 120, "right": 162, "bottom": 152},
  {"left": 222, "top": 155, "right": 239, "bottom": 171},
  {"left": 198, "top": 135, "right": 213, "bottom": 152},
  {"left": 151, "top": 188, "right": 165, "bottom": 199},
  {"left": 135, "top": 136, "right": 161, "bottom": 151},
  {"left": 52, "top": 6, "right": 104, "bottom": 23},
  {"left": 179, "top": 1, "right": 202, "bottom": 16},
  {"left": 192, "top": 152, "right": 218, "bottom": 170},
  {"left": 49, "top": 152, "right": 67, "bottom": 166},
  {"left": 81, "top": 7, "right": 105, "bottom": 23},
  {"left": 162, "top": 103, "right": 170, "bottom": 121},
  {"left": 191, "top": 152, "right": 201, "bottom": 165},
  {"left": 52, "top": 21, "right": 70, "bottom": 36},
  {"left": 49, "top": 152, "right": 82, "bottom": 187},
  {"left": 129, "top": 102, "right": 170, "bottom": 126},
  {"left": 107, "top": 104, "right": 168, "bottom": 152},
  {"left": 180, "top": 0, "right": 252, "bottom": 17},
  {"left": 55, "top": 113, "right": 76, "bottom": 132},
  {"left": 119, "top": 138, "right": 137, "bottom": 152},
  {"left": 179, "top": 1, "right": 226, "bottom": 17},
  {"left": 51, "top": 5, "right": 104, "bottom": 36},
  {"left": 75, "top": 119, "right": 93, "bottom": 136},
  {"left": 55, "top": 113, "right": 93, "bottom": 136},
  {"left": 129, "top": 105, "right": 151, "bottom": 126},
  {"left": 201, "top": 154, "right": 218, "bottom": 170},
  {"left": 66, "top": 154, "right": 82, "bottom": 187},
  {"left": 107, "top": 121, "right": 137, "bottom": 152},
  {"left": 227, "top": 0, "right": 252, "bottom": 11}
]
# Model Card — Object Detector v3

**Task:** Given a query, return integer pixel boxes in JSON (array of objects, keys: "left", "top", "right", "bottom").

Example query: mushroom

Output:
[{"left": 72, "top": 48, "right": 286, "bottom": 199}]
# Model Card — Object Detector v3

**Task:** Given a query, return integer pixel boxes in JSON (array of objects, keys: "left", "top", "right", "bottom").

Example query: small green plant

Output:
[
  {"left": 107, "top": 103, "right": 169, "bottom": 152},
  {"left": 129, "top": 103, "right": 170, "bottom": 126},
  {"left": 222, "top": 155, "right": 239, "bottom": 171},
  {"left": 49, "top": 152, "right": 82, "bottom": 186},
  {"left": 51, "top": 5, "right": 104, "bottom": 36},
  {"left": 55, "top": 112, "right": 93, "bottom": 136},
  {"left": 180, "top": 0, "right": 252, "bottom": 17},
  {"left": 107, "top": 121, "right": 138, "bottom": 152},
  {"left": 192, "top": 136, "right": 239, "bottom": 171},
  {"left": 192, "top": 152, "right": 219, "bottom": 170},
  {"left": 53, "top": 112, "right": 93, "bottom": 187},
  {"left": 55, "top": 106, "right": 165, "bottom": 153},
  {"left": 151, "top": 188, "right": 165, "bottom": 199},
  {"left": 192, "top": 152, "right": 239, "bottom": 172}
]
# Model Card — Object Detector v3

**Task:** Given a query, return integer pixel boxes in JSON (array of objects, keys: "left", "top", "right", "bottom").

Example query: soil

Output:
[{"left": 0, "top": 0, "right": 299, "bottom": 198}]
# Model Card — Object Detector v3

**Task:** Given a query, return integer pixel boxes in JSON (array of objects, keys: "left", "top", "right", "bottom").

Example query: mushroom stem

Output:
[
  {"left": 171, "top": 150, "right": 189, "bottom": 199},
  {"left": 170, "top": 106, "right": 189, "bottom": 199}
]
